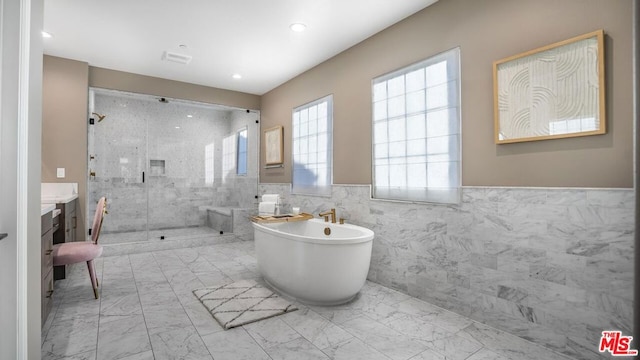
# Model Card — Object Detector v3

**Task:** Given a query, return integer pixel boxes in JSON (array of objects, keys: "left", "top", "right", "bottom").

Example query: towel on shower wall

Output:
[
  {"left": 259, "top": 202, "right": 276, "bottom": 215},
  {"left": 262, "top": 194, "right": 280, "bottom": 203}
]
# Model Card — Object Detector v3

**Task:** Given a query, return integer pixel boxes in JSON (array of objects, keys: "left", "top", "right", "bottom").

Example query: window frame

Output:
[
  {"left": 371, "top": 47, "right": 462, "bottom": 204},
  {"left": 291, "top": 94, "right": 334, "bottom": 196},
  {"left": 236, "top": 126, "right": 248, "bottom": 176}
]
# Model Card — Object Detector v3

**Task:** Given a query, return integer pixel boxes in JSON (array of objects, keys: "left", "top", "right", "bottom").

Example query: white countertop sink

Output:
[
  {"left": 41, "top": 194, "right": 79, "bottom": 204},
  {"left": 41, "top": 203, "right": 56, "bottom": 216}
]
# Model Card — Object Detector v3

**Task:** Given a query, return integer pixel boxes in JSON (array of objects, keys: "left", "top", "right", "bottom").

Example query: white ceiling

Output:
[{"left": 43, "top": 0, "right": 438, "bottom": 95}]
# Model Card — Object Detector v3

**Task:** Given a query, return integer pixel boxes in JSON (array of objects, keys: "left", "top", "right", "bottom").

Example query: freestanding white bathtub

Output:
[{"left": 253, "top": 218, "right": 374, "bottom": 305}]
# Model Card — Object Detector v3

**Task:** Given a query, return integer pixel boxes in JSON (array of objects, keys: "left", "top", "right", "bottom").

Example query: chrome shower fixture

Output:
[{"left": 92, "top": 112, "right": 106, "bottom": 122}]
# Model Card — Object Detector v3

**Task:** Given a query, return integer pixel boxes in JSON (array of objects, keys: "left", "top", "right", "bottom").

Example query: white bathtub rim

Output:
[{"left": 252, "top": 219, "right": 374, "bottom": 245}]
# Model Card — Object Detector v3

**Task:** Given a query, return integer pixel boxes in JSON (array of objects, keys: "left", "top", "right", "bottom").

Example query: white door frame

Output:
[
  {"left": 1, "top": 0, "right": 43, "bottom": 359},
  {"left": 17, "top": 0, "right": 33, "bottom": 357}
]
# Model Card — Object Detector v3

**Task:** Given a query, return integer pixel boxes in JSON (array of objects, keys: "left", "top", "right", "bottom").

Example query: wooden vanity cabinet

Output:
[
  {"left": 53, "top": 198, "right": 76, "bottom": 280},
  {"left": 41, "top": 212, "right": 55, "bottom": 326}
]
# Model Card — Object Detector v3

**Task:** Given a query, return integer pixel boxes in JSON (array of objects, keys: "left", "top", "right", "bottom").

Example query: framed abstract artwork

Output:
[
  {"left": 264, "top": 125, "right": 284, "bottom": 166},
  {"left": 493, "top": 29, "right": 605, "bottom": 144}
]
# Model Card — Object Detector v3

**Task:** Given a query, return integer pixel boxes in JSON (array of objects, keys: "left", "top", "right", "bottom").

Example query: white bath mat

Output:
[{"left": 192, "top": 279, "right": 297, "bottom": 330}]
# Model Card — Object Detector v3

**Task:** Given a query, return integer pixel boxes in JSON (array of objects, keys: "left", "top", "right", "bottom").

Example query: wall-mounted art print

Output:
[
  {"left": 264, "top": 126, "right": 284, "bottom": 166},
  {"left": 493, "top": 29, "right": 605, "bottom": 144}
]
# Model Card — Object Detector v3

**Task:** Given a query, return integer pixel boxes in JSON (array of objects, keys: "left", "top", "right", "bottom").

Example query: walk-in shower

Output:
[{"left": 87, "top": 88, "right": 259, "bottom": 245}]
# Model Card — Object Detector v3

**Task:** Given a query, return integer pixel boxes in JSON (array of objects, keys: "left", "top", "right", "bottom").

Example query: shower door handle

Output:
[{"left": 142, "top": 171, "right": 145, "bottom": 183}]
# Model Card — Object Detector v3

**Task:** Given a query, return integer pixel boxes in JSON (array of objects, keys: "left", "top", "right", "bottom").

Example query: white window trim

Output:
[
  {"left": 236, "top": 126, "right": 248, "bottom": 176},
  {"left": 371, "top": 47, "right": 462, "bottom": 204},
  {"left": 291, "top": 95, "right": 334, "bottom": 196}
]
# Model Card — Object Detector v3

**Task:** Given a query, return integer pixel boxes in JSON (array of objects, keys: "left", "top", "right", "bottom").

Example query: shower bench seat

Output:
[{"left": 200, "top": 206, "right": 256, "bottom": 238}]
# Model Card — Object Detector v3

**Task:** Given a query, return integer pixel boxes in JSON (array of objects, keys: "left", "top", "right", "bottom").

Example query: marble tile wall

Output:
[
  {"left": 88, "top": 90, "right": 259, "bottom": 234},
  {"left": 203, "top": 207, "right": 257, "bottom": 240},
  {"left": 259, "top": 183, "right": 634, "bottom": 360}
]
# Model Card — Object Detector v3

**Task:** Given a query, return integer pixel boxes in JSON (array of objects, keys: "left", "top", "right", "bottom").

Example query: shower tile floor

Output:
[{"left": 42, "top": 240, "right": 574, "bottom": 360}]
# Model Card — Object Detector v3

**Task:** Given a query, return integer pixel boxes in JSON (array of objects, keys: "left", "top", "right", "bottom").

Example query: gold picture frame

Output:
[
  {"left": 264, "top": 126, "right": 284, "bottom": 166},
  {"left": 493, "top": 29, "right": 606, "bottom": 144}
]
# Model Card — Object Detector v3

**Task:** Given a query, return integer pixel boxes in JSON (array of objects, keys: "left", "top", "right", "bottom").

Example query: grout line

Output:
[
  {"left": 151, "top": 249, "right": 217, "bottom": 359},
  {"left": 93, "top": 259, "right": 104, "bottom": 360},
  {"left": 242, "top": 325, "right": 276, "bottom": 360},
  {"left": 128, "top": 254, "right": 156, "bottom": 360}
]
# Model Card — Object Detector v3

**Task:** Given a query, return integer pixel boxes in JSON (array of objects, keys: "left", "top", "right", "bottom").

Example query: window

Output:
[
  {"left": 372, "top": 48, "right": 461, "bottom": 204},
  {"left": 292, "top": 95, "right": 333, "bottom": 195},
  {"left": 237, "top": 127, "right": 248, "bottom": 175}
]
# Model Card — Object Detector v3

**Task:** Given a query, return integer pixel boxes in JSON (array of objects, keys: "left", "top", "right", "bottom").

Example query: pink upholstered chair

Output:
[{"left": 52, "top": 197, "right": 107, "bottom": 299}]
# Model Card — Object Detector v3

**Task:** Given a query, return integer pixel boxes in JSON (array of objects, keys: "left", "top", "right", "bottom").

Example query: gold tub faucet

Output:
[{"left": 319, "top": 208, "right": 336, "bottom": 223}]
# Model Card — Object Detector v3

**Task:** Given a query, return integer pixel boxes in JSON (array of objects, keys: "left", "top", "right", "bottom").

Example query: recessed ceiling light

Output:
[
  {"left": 42, "top": 31, "right": 53, "bottom": 38},
  {"left": 290, "top": 23, "right": 307, "bottom": 32},
  {"left": 175, "top": 126, "right": 181, "bottom": 129},
  {"left": 187, "top": 114, "right": 193, "bottom": 118},
  {"left": 232, "top": 74, "right": 242, "bottom": 79}
]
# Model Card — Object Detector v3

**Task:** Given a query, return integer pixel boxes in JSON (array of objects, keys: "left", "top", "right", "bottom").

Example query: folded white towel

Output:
[
  {"left": 262, "top": 194, "right": 280, "bottom": 203},
  {"left": 259, "top": 202, "right": 276, "bottom": 215}
]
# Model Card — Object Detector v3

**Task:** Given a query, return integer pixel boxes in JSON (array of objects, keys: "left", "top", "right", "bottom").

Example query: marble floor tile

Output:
[
  {"left": 244, "top": 317, "right": 302, "bottom": 348},
  {"left": 309, "top": 305, "right": 366, "bottom": 325},
  {"left": 42, "top": 240, "right": 582, "bottom": 360},
  {"left": 361, "top": 301, "right": 410, "bottom": 325},
  {"left": 42, "top": 349, "right": 96, "bottom": 360},
  {"left": 460, "top": 322, "right": 572, "bottom": 360},
  {"left": 100, "top": 277, "right": 138, "bottom": 293},
  {"left": 117, "top": 350, "right": 155, "bottom": 360},
  {"left": 41, "top": 317, "right": 99, "bottom": 359},
  {"left": 264, "top": 337, "right": 331, "bottom": 360},
  {"left": 360, "top": 282, "right": 412, "bottom": 305},
  {"left": 96, "top": 314, "right": 151, "bottom": 360},
  {"left": 281, "top": 308, "right": 354, "bottom": 349},
  {"left": 41, "top": 304, "right": 58, "bottom": 345},
  {"left": 386, "top": 315, "right": 457, "bottom": 343},
  {"left": 421, "top": 330, "right": 483, "bottom": 360},
  {"left": 196, "top": 270, "right": 233, "bottom": 287},
  {"left": 187, "top": 258, "right": 220, "bottom": 274},
  {"left": 200, "top": 327, "right": 271, "bottom": 360},
  {"left": 142, "top": 306, "right": 194, "bottom": 335},
  {"left": 149, "top": 325, "right": 213, "bottom": 360},
  {"left": 225, "top": 269, "right": 260, "bottom": 281},
  {"left": 99, "top": 290, "right": 143, "bottom": 317},
  {"left": 408, "top": 349, "right": 447, "bottom": 360},
  {"left": 465, "top": 348, "right": 511, "bottom": 360},
  {"left": 53, "top": 298, "right": 101, "bottom": 322},
  {"left": 135, "top": 279, "right": 173, "bottom": 295},
  {"left": 341, "top": 316, "right": 430, "bottom": 360},
  {"left": 320, "top": 337, "right": 390, "bottom": 360},
  {"left": 58, "top": 283, "right": 103, "bottom": 304}
]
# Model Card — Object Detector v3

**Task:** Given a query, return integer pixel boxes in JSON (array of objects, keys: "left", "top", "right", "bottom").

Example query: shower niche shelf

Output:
[{"left": 150, "top": 159, "right": 165, "bottom": 176}]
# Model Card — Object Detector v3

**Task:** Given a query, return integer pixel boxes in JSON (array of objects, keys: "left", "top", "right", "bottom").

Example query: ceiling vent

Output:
[{"left": 162, "top": 51, "right": 192, "bottom": 65}]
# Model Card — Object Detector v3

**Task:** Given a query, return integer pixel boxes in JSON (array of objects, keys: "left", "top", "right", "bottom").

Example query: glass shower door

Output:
[
  {"left": 88, "top": 89, "right": 260, "bottom": 244},
  {"left": 88, "top": 89, "right": 149, "bottom": 244},
  {"left": 146, "top": 100, "right": 221, "bottom": 241}
]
